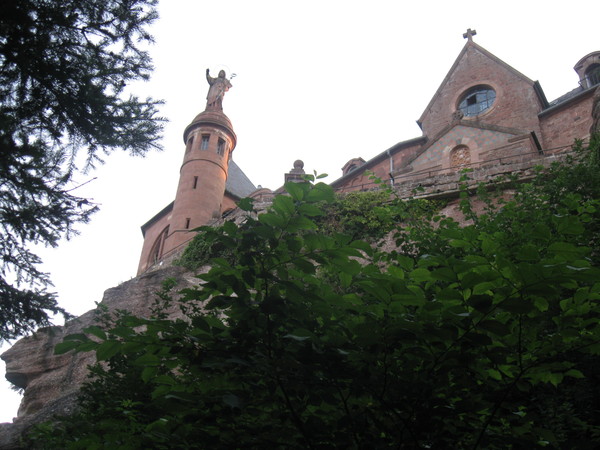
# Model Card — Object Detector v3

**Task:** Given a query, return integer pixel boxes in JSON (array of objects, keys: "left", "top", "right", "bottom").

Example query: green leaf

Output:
[
  {"left": 478, "top": 320, "right": 510, "bottom": 336},
  {"left": 284, "top": 181, "right": 306, "bottom": 201},
  {"left": 306, "top": 183, "right": 335, "bottom": 203},
  {"left": 564, "top": 369, "right": 584, "bottom": 379},
  {"left": 517, "top": 244, "right": 540, "bottom": 261},
  {"left": 272, "top": 195, "right": 295, "bottom": 217},
  {"left": 54, "top": 341, "right": 82, "bottom": 355},
  {"left": 349, "top": 239, "right": 372, "bottom": 255},
  {"left": 473, "top": 281, "right": 496, "bottom": 295},
  {"left": 83, "top": 325, "right": 107, "bottom": 340},
  {"left": 499, "top": 297, "right": 533, "bottom": 314},
  {"left": 96, "top": 340, "right": 122, "bottom": 361},
  {"left": 292, "top": 257, "right": 316, "bottom": 274},
  {"left": 410, "top": 268, "right": 432, "bottom": 282},
  {"left": 431, "top": 267, "right": 457, "bottom": 282},
  {"left": 154, "top": 375, "right": 176, "bottom": 386},
  {"left": 547, "top": 242, "right": 583, "bottom": 260},
  {"left": 223, "top": 220, "right": 238, "bottom": 234},
  {"left": 548, "top": 372, "right": 564, "bottom": 387},
  {"left": 298, "top": 203, "right": 324, "bottom": 217},
  {"left": 388, "top": 265, "right": 405, "bottom": 280},
  {"left": 287, "top": 216, "right": 317, "bottom": 232},
  {"left": 449, "top": 239, "right": 470, "bottom": 249},
  {"left": 487, "top": 369, "right": 502, "bottom": 381},
  {"left": 133, "top": 353, "right": 161, "bottom": 367},
  {"left": 557, "top": 215, "right": 584, "bottom": 235},
  {"left": 237, "top": 197, "right": 255, "bottom": 211},
  {"left": 141, "top": 366, "right": 158, "bottom": 383},
  {"left": 258, "top": 213, "right": 285, "bottom": 228}
]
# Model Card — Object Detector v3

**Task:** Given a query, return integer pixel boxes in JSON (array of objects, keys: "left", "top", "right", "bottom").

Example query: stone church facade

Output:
[
  {"left": 138, "top": 31, "right": 600, "bottom": 275},
  {"left": 330, "top": 31, "right": 599, "bottom": 195}
]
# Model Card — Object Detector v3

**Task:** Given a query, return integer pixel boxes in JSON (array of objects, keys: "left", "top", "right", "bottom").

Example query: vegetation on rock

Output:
[{"left": 32, "top": 139, "right": 600, "bottom": 448}]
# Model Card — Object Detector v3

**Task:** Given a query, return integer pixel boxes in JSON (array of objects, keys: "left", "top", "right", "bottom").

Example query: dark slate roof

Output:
[
  {"left": 140, "top": 201, "right": 173, "bottom": 236},
  {"left": 539, "top": 84, "right": 597, "bottom": 118},
  {"left": 226, "top": 160, "right": 256, "bottom": 199},
  {"left": 548, "top": 86, "right": 584, "bottom": 107},
  {"left": 330, "top": 136, "right": 427, "bottom": 188}
]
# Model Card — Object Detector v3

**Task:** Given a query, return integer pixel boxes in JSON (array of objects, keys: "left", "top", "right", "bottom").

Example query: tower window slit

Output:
[
  {"left": 185, "top": 218, "right": 191, "bottom": 229},
  {"left": 193, "top": 176, "right": 198, "bottom": 189}
]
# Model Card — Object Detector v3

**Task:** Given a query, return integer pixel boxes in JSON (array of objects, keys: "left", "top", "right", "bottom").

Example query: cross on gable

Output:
[{"left": 463, "top": 28, "right": 477, "bottom": 41}]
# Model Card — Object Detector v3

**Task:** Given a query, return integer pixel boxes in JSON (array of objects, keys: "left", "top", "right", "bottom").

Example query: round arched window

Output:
[
  {"left": 585, "top": 64, "right": 600, "bottom": 87},
  {"left": 458, "top": 86, "right": 496, "bottom": 117}
]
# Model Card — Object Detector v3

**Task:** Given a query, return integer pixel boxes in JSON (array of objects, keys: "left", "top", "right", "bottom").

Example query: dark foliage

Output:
[
  {"left": 0, "top": 0, "right": 164, "bottom": 341},
  {"left": 32, "top": 141, "right": 600, "bottom": 448}
]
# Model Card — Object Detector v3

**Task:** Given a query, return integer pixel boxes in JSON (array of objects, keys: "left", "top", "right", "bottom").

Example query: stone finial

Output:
[
  {"left": 285, "top": 160, "right": 306, "bottom": 184},
  {"left": 463, "top": 28, "right": 477, "bottom": 42},
  {"left": 292, "top": 160, "right": 305, "bottom": 173}
]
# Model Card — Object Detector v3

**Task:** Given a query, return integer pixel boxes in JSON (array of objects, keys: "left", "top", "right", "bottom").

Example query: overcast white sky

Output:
[{"left": 2, "top": 0, "right": 599, "bottom": 423}]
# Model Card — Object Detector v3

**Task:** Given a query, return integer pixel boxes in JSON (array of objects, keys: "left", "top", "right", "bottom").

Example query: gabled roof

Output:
[
  {"left": 417, "top": 41, "right": 547, "bottom": 127},
  {"left": 140, "top": 201, "right": 173, "bottom": 236}
]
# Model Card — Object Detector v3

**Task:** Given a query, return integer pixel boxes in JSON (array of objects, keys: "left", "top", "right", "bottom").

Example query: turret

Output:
[
  {"left": 167, "top": 108, "right": 237, "bottom": 251},
  {"left": 137, "top": 69, "right": 237, "bottom": 273}
]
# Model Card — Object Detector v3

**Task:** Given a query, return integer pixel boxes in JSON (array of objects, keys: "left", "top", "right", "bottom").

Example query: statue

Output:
[{"left": 205, "top": 69, "right": 232, "bottom": 111}]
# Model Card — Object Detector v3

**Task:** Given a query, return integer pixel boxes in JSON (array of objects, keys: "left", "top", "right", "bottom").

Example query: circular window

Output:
[{"left": 458, "top": 86, "right": 496, "bottom": 117}]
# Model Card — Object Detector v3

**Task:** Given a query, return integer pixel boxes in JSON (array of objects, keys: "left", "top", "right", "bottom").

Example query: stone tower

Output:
[
  {"left": 168, "top": 107, "right": 237, "bottom": 251},
  {"left": 164, "top": 69, "right": 237, "bottom": 252},
  {"left": 136, "top": 69, "right": 237, "bottom": 273}
]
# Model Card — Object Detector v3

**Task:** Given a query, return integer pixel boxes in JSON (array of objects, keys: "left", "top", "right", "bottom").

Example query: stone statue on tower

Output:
[{"left": 205, "top": 69, "right": 232, "bottom": 111}]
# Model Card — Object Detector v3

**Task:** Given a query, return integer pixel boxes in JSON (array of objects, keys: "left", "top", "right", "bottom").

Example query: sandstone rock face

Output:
[{"left": 0, "top": 265, "right": 198, "bottom": 449}]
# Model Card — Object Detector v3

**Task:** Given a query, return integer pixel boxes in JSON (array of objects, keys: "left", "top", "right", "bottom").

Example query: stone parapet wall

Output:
[{"left": 393, "top": 151, "right": 566, "bottom": 200}]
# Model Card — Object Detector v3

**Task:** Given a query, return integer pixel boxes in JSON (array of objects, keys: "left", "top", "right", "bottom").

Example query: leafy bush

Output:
[{"left": 31, "top": 143, "right": 600, "bottom": 449}]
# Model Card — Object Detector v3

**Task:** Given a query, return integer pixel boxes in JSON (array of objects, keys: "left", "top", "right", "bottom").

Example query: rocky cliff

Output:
[{"left": 0, "top": 265, "right": 198, "bottom": 449}]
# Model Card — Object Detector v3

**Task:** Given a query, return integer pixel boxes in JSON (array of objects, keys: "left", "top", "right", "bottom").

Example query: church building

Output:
[{"left": 137, "top": 30, "right": 600, "bottom": 274}]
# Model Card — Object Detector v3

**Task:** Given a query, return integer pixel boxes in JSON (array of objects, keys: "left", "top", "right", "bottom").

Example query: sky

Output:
[{"left": 1, "top": 0, "right": 599, "bottom": 423}]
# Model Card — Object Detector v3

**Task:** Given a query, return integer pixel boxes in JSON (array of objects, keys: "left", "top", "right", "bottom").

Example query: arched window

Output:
[
  {"left": 458, "top": 86, "right": 496, "bottom": 117},
  {"left": 148, "top": 226, "right": 169, "bottom": 265},
  {"left": 585, "top": 64, "right": 600, "bottom": 88},
  {"left": 450, "top": 145, "right": 471, "bottom": 168}
]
